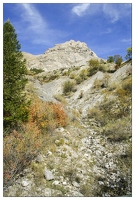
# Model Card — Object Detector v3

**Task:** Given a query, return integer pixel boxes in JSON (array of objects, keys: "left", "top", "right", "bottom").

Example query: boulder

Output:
[{"left": 44, "top": 169, "right": 54, "bottom": 181}]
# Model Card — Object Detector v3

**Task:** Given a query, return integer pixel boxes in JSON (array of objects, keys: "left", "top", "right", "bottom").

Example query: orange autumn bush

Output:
[
  {"left": 3, "top": 96, "right": 68, "bottom": 186},
  {"left": 29, "top": 97, "right": 68, "bottom": 133},
  {"left": 50, "top": 102, "right": 68, "bottom": 127}
]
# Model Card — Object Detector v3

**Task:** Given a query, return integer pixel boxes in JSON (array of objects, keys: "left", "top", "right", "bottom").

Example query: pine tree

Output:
[{"left": 3, "top": 20, "right": 29, "bottom": 128}]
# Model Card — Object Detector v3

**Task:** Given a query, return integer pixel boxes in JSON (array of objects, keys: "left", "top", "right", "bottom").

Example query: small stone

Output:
[
  {"left": 46, "top": 151, "right": 52, "bottom": 156},
  {"left": 59, "top": 127, "right": 65, "bottom": 132},
  {"left": 98, "top": 181, "right": 104, "bottom": 185},
  {"left": 36, "top": 155, "right": 44, "bottom": 163},
  {"left": 36, "top": 188, "right": 42, "bottom": 192},
  {"left": 59, "top": 176, "right": 64, "bottom": 182},
  {"left": 44, "top": 169, "right": 54, "bottom": 181},
  {"left": 51, "top": 189, "right": 63, "bottom": 196},
  {"left": 68, "top": 191, "right": 84, "bottom": 197},
  {"left": 52, "top": 180, "right": 60, "bottom": 186},
  {"left": 63, "top": 181, "right": 67, "bottom": 185},
  {"left": 72, "top": 181, "right": 80, "bottom": 188},
  {"left": 44, "top": 188, "right": 52, "bottom": 196},
  {"left": 55, "top": 140, "right": 60, "bottom": 145},
  {"left": 22, "top": 180, "right": 30, "bottom": 187},
  {"left": 23, "top": 168, "right": 32, "bottom": 173}
]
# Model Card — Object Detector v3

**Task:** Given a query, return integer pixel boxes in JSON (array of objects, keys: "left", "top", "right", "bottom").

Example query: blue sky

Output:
[{"left": 3, "top": 3, "right": 132, "bottom": 60}]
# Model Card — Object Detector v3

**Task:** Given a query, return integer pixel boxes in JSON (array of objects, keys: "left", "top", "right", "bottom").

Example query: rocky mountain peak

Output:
[
  {"left": 23, "top": 40, "right": 98, "bottom": 72},
  {"left": 48, "top": 40, "right": 90, "bottom": 51}
]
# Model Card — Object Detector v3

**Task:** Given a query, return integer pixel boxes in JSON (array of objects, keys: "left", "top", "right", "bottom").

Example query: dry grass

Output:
[{"left": 3, "top": 95, "right": 68, "bottom": 187}]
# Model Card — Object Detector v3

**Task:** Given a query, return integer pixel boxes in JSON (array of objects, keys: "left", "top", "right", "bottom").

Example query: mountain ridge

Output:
[{"left": 23, "top": 40, "right": 99, "bottom": 72}]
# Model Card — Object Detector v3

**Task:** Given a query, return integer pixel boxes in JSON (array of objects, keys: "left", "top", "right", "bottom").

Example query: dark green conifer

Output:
[{"left": 3, "top": 20, "right": 29, "bottom": 128}]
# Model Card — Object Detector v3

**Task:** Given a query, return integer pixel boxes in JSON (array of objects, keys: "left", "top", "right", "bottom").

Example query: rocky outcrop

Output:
[
  {"left": 109, "top": 62, "right": 132, "bottom": 85},
  {"left": 23, "top": 40, "right": 98, "bottom": 72}
]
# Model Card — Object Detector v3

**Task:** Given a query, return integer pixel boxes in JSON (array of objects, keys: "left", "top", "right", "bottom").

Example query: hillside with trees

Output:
[{"left": 3, "top": 21, "right": 132, "bottom": 197}]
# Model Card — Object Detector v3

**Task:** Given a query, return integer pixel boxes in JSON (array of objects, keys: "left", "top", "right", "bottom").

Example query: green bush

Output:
[
  {"left": 88, "top": 59, "right": 100, "bottom": 76},
  {"left": 100, "top": 59, "right": 107, "bottom": 64},
  {"left": 98, "top": 64, "right": 109, "bottom": 72},
  {"left": 103, "top": 118, "right": 131, "bottom": 142},
  {"left": 53, "top": 94, "right": 67, "bottom": 104},
  {"left": 125, "top": 47, "right": 132, "bottom": 60},
  {"left": 63, "top": 80, "right": 75, "bottom": 95},
  {"left": 30, "top": 68, "right": 44, "bottom": 74},
  {"left": 75, "top": 76, "right": 83, "bottom": 84},
  {"left": 87, "top": 66, "right": 99, "bottom": 76},
  {"left": 69, "top": 72, "right": 75, "bottom": 79},
  {"left": 107, "top": 56, "right": 114, "bottom": 63},
  {"left": 93, "top": 79, "right": 102, "bottom": 89},
  {"left": 122, "top": 77, "right": 132, "bottom": 93},
  {"left": 79, "top": 69, "right": 87, "bottom": 80},
  {"left": 40, "top": 73, "right": 60, "bottom": 83},
  {"left": 114, "top": 55, "right": 123, "bottom": 67}
]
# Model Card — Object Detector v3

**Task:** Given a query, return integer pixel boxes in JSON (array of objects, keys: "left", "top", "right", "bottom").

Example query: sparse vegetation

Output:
[
  {"left": 88, "top": 59, "right": 100, "bottom": 76},
  {"left": 3, "top": 95, "right": 68, "bottom": 187},
  {"left": 75, "top": 75, "right": 83, "bottom": 84},
  {"left": 63, "top": 80, "right": 75, "bottom": 95},
  {"left": 3, "top": 28, "right": 132, "bottom": 197},
  {"left": 55, "top": 138, "right": 65, "bottom": 146},
  {"left": 98, "top": 64, "right": 109, "bottom": 72},
  {"left": 93, "top": 73, "right": 110, "bottom": 89},
  {"left": 69, "top": 72, "right": 76, "bottom": 79},
  {"left": 53, "top": 94, "right": 67, "bottom": 104},
  {"left": 107, "top": 56, "right": 114, "bottom": 63},
  {"left": 80, "top": 175, "right": 95, "bottom": 196},
  {"left": 79, "top": 69, "right": 88, "bottom": 80},
  {"left": 30, "top": 68, "right": 44, "bottom": 75},
  {"left": 39, "top": 73, "right": 60, "bottom": 83},
  {"left": 87, "top": 74, "right": 131, "bottom": 141},
  {"left": 125, "top": 47, "right": 132, "bottom": 60},
  {"left": 93, "top": 79, "right": 102, "bottom": 89},
  {"left": 86, "top": 71, "right": 132, "bottom": 196},
  {"left": 78, "top": 90, "right": 83, "bottom": 99},
  {"left": 3, "top": 122, "right": 43, "bottom": 186}
]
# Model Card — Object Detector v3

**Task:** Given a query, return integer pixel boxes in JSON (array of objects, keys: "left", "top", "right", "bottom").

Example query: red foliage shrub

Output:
[{"left": 3, "top": 97, "right": 68, "bottom": 186}]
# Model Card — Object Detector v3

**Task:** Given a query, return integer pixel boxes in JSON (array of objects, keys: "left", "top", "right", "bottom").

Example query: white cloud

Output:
[
  {"left": 103, "top": 4, "right": 119, "bottom": 23},
  {"left": 71, "top": 3, "right": 131, "bottom": 23},
  {"left": 103, "top": 4, "right": 131, "bottom": 23},
  {"left": 121, "top": 38, "right": 131, "bottom": 44},
  {"left": 14, "top": 4, "right": 68, "bottom": 47},
  {"left": 72, "top": 3, "right": 91, "bottom": 16},
  {"left": 20, "top": 4, "right": 47, "bottom": 33}
]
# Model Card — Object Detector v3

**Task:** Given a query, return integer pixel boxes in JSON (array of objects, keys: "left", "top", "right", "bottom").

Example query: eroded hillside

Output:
[{"left": 4, "top": 41, "right": 132, "bottom": 197}]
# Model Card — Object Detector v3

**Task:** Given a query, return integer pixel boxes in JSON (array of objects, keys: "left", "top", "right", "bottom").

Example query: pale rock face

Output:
[{"left": 23, "top": 40, "right": 98, "bottom": 72}]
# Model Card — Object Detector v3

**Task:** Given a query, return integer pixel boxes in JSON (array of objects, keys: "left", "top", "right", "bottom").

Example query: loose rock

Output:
[{"left": 44, "top": 169, "right": 54, "bottom": 181}]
